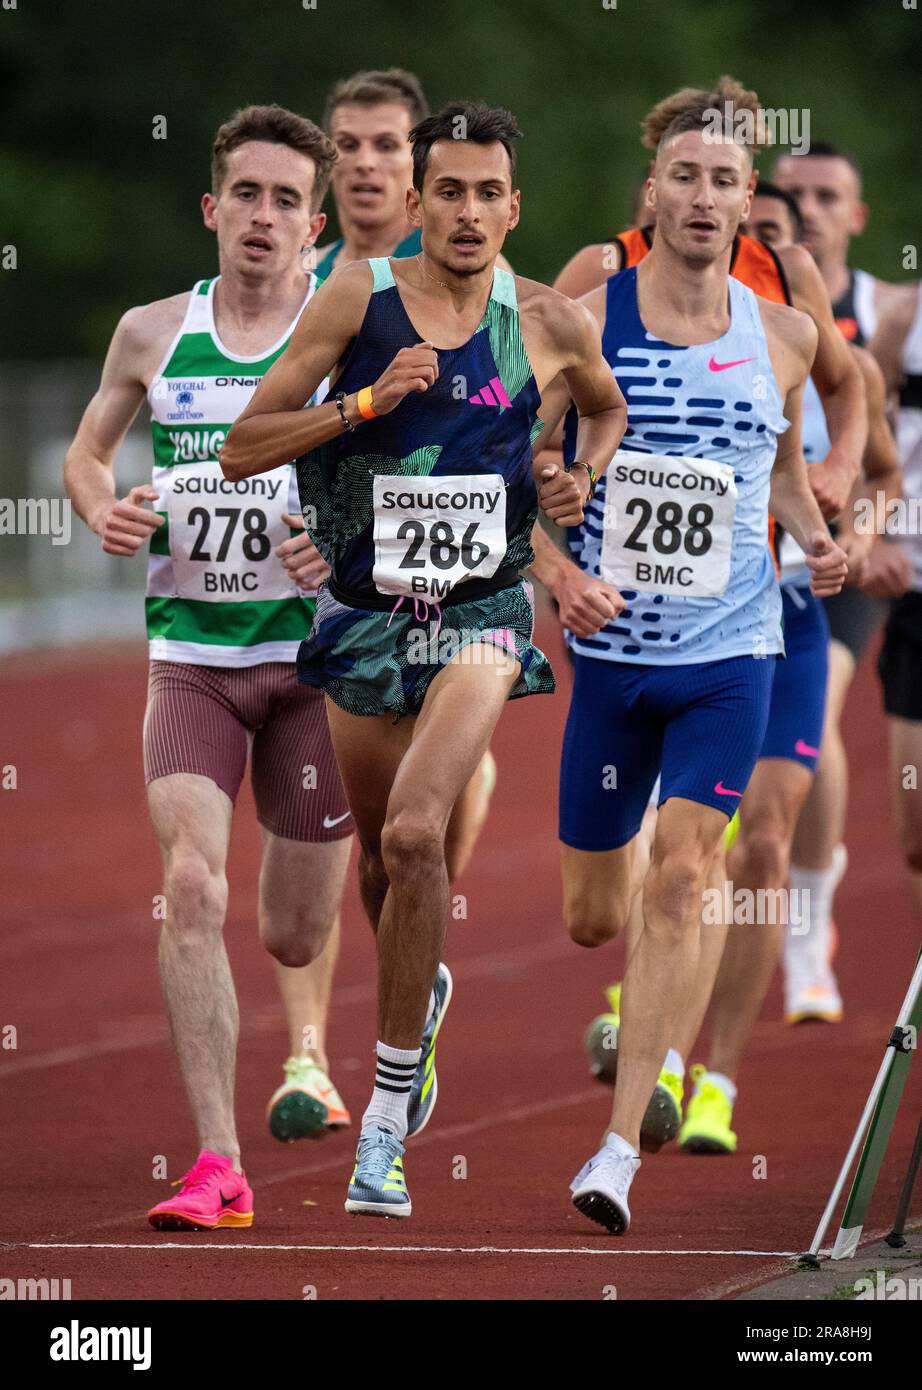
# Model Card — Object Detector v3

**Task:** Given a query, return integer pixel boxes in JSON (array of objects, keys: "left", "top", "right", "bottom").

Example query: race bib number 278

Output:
[
  {"left": 601, "top": 450, "right": 737, "bottom": 598},
  {"left": 162, "top": 460, "right": 297, "bottom": 602}
]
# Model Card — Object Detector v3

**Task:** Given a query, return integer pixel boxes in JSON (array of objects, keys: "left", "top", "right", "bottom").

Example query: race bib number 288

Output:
[
  {"left": 372, "top": 473, "right": 506, "bottom": 599},
  {"left": 601, "top": 450, "right": 737, "bottom": 598}
]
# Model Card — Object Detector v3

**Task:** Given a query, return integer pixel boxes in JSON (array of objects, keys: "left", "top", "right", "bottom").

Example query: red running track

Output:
[{"left": 0, "top": 608, "right": 919, "bottom": 1300}]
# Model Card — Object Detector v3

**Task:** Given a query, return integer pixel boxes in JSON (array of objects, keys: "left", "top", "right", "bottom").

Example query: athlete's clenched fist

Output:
[
  {"left": 369, "top": 343, "right": 440, "bottom": 414},
  {"left": 94, "top": 485, "right": 164, "bottom": 557},
  {"left": 537, "top": 463, "right": 589, "bottom": 527},
  {"left": 805, "top": 530, "right": 849, "bottom": 597}
]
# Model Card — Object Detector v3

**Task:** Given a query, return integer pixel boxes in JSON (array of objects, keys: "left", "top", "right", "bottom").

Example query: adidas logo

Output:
[{"left": 469, "top": 375, "right": 512, "bottom": 408}]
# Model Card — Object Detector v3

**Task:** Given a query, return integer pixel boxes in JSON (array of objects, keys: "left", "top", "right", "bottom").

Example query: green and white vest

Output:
[{"left": 146, "top": 276, "right": 318, "bottom": 666}]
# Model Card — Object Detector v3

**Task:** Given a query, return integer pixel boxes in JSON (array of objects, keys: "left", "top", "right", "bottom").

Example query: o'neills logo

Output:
[
  {"left": 378, "top": 486, "right": 501, "bottom": 513},
  {"left": 49, "top": 1320, "right": 151, "bottom": 1370}
]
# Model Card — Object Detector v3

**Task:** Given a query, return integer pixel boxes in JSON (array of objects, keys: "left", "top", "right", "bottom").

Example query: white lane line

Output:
[
  {"left": 24, "top": 1243, "right": 799, "bottom": 1257},
  {"left": 0, "top": 935, "right": 573, "bottom": 1077}
]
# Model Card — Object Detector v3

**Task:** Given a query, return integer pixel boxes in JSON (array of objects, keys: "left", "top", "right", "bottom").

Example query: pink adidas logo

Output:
[{"left": 470, "top": 376, "right": 512, "bottom": 407}]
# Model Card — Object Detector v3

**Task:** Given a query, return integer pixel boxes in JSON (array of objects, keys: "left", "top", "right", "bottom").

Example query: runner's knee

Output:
[
  {"left": 645, "top": 851, "right": 703, "bottom": 930},
  {"left": 381, "top": 811, "right": 444, "bottom": 875},
  {"left": 736, "top": 823, "right": 789, "bottom": 888},
  {"left": 262, "top": 907, "right": 331, "bottom": 967},
  {"left": 163, "top": 850, "right": 227, "bottom": 928},
  {"left": 564, "top": 892, "right": 630, "bottom": 948}
]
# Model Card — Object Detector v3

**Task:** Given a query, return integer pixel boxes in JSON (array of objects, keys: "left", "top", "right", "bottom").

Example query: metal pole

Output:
[
  {"left": 800, "top": 950, "right": 922, "bottom": 1266},
  {"left": 885, "top": 1111, "right": 922, "bottom": 1248}
]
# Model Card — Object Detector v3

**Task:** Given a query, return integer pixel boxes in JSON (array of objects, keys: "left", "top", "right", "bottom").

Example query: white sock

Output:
[
  {"left": 664, "top": 1048, "right": 685, "bottom": 1078},
  {"left": 700, "top": 1070, "right": 737, "bottom": 1105},
  {"left": 605, "top": 1131, "right": 639, "bottom": 1160},
  {"left": 787, "top": 862, "right": 838, "bottom": 966},
  {"left": 361, "top": 1042, "right": 421, "bottom": 1141}
]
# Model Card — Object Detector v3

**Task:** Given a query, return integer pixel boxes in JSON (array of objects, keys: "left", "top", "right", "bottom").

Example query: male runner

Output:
[
  {"left": 276, "top": 67, "right": 506, "bottom": 1143},
  {"left": 774, "top": 143, "right": 915, "bottom": 1003},
  {"left": 312, "top": 68, "right": 429, "bottom": 283},
  {"left": 64, "top": 106, "right": 354, "bottom": 1229},
  {"left": 313, "top": 66, "right": 500, "bottom": 872},
  {"left": 222, "top": 101, "right": 627, "bottom": 1219},
  {"left": 675, "top": 184, "right": 906, "bottom": 1152},
  {"left": 870, "top": 266, "right": 922, "bottom": 913},
  {"left": 537, "top": 78, "right": 864, "bottom": 1153},
  {"left": 544, "top": 108, "right": 847, "bottom": 1233}
]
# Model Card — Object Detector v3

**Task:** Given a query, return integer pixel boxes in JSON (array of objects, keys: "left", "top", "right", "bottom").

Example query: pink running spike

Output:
[{"left": 147, "top": 1149, "right": 253, "bottom": 1231}]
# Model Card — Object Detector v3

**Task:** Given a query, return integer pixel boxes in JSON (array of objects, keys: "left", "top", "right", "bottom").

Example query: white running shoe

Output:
[
  {"left": 570, "top": 1135, "right": 641, "bottom": 1234},
  {"left": 785, "top": 965, "right": 843, "bottom": 1024}
]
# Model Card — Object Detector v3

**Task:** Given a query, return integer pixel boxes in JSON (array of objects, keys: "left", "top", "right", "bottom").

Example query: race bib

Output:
[
  {"left": 161, "top": 460, "right": 298, "bottom": 603},
  {"left": 372, "top": 473, "right": 507, "bottom": 599},
  {"left": 601, "top": 450, "right": 737, "bottom": 598}
]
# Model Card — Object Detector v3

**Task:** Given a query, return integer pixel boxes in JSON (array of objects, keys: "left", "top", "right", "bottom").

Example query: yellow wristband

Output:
[{"left": 357, "top": 386, "right": 378, "bottom": 420}]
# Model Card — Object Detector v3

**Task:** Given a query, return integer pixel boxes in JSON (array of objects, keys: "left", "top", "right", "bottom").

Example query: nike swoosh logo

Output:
[
  {"left": 322, "top": 811, "right": 352, "bottom": 828},
  {"left": 708, "top": 355, "right": 755, "bottom": 372},
  {"left": 795, "top": 739, "right": 819, "bottom": 757},
  {"left": 220, "top": 1191, "right": 244, "bottom": 1207},
  {"left": 714, "top": 781, "right": 743, "bottom": 798}
]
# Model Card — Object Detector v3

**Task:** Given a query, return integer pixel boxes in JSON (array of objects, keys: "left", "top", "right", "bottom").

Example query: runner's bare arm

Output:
[
  {"left": 223, "top": 263, "right": 442, "bottom": 480},
  {"left": 779, "top": 243, "right": 867, "bottom": 517},
  {"left": 847, "top": 347, "right": 913, "bottom": 597},
  {"left": 840, "top": 346, "right": 902, "bottom": 528},
  {"left": 768, "top": 316, "right": 847, "bottom": 596},
  {"left": 64, "top": 299, "right": 181, "bottom": 555},
  {"left": 532, "top": 297, "right": 627, "bottom": 521},
  {"left": 530, "top": 370, "right": 572, "bottom": 458},
  {"left": 221, "top": 263, "right": 377, "bottom": 480},
  {"left": 868, "top": 284, "right": 919, "bottom": 398},
  {"left": 527, "top": 522, "right": 624, "bottom": 635}
]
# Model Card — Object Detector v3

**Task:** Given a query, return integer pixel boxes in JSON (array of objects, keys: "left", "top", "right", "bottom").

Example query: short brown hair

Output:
[
  {"left": 409, "top": 102, "right": 522, "bottom": 192},
  {"left": 211, "top": 104, "right": 337, "bottom": 211},
  {"left": 323, "top": 68, "right": 429, "bottom": 132},
  {"left": 642, "top": 75, "right": 771, "bottom": 159}
]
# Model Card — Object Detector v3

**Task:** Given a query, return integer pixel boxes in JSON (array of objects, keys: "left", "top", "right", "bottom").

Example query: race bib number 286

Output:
[
  {"left": 372, "top": 473, "right": 506, "bottom": 600},
  {"left": 601, "top": 450, "right": 737, "bottom": 598}
]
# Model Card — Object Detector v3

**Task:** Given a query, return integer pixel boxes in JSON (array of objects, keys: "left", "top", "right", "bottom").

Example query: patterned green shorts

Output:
[{"left": 297, "top": 579, "right": 556, "bottom": 718}]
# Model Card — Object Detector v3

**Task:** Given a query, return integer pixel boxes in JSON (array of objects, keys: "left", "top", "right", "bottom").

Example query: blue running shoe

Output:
[
  {"left": 344, "top": 1126, "right": 411, "bottom": 1218},
  {"left": 407, "top": 963, "right": 453, "bottom": 1138}
]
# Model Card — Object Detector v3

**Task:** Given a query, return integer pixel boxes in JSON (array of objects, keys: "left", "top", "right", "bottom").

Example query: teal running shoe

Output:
[
  {"left": 344, "top": 1126, "right": 411, "bottom": 1218},
  {"left": 407, "top": 963, "right": 453, "bottom": 1138}
]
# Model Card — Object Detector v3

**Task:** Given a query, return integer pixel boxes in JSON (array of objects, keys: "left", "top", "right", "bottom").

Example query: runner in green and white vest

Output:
[
  {"left": 65, "top": 106, "right": 356, "bottom": 1231},
  {"left": 146, "top": 273, "right": 319, "bottom": 664}
]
